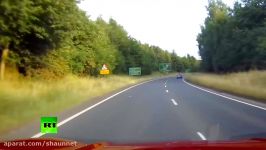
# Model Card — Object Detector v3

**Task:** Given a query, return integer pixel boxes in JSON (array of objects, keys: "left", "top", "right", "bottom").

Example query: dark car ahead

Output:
[{"left": 176, "top": 73, "right": 183, "bottom": 79}]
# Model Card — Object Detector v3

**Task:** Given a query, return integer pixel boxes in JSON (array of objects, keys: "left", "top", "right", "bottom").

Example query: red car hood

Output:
[{"left": 1, "top": 138, "right": 266, "bottom": 150}]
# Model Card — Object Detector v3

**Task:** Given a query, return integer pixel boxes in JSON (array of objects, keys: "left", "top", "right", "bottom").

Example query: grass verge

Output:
[
  {"left": 0, "top": 72, "right": 172, "bottom": 134},
  {"left": 185, "top": 71, "right": 266, "bottom": 101}
]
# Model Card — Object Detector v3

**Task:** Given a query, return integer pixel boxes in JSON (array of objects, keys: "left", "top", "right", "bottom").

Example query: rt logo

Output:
[{"left": 41, "top": 117, "right": 58, "bottom": 134}]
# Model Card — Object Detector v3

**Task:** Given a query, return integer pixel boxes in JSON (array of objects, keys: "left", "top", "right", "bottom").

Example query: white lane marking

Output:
[
  {"left": 165, "top": 85, "right": 167, "bottom": 88},
  {"left": 171, "top": 99, "right": 178, "bottom": 106},
  {"left": 166, "top": 90, "right": 169, "bottom": 93},
  {"left": 31, "top": 78, "right": 159, "bottom": 138},
  {"left": 183, "top": 79, "right": 266, "bottom": 111},
  {"left": 165, "top": 80, "right": 168, "bottom": 85},
  {"left": 197, "top": 132, "right": 207, "bottom": 140}
]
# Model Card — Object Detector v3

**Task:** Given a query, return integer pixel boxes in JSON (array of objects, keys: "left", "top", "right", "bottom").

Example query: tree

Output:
[
  {"left": 0, "top": 0, "right": 78, "bottom": 78},
  {"left": 0, "top": 0, "right": 38, "bottom": 79},
  {"left": 197, "top": 0, "right": 266, "bottom": 72},
  {"left": 1, "top": 0, "right": 194, "bottom": 78}
]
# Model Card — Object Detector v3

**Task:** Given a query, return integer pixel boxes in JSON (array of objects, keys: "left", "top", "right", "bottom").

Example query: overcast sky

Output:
[{"left": 78, "top": 0, "right": 236, "bottom": 59}]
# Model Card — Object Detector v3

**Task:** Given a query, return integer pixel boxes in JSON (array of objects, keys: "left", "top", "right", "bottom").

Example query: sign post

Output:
[
  {"left": 159, "top": 63, "right": 171, "bottom": 72},
  {"left": 129, "top": 67, "right": 141, "bottom": 76},
  {"left": 100, "top": 64, "right": 110, "bottom": 75}
]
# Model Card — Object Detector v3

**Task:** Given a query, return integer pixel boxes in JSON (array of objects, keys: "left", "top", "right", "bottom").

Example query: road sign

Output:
[
  {"left": 100, "top": 64, "right": 110, "bottom": 75},
  {"left": 100, "top": 70, "right": 110, "bottom": 75},
  {"left": 159, "top": 63, "right": 171, "bottom": 72},
  {"left": 101, "top": 64, "right": 108, "bottom": 70},
  {"left": 129, "top": 67, "right": 141, "bottom": 76}
]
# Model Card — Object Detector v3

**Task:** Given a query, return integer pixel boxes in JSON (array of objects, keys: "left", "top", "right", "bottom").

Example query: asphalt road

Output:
[{"left": 39, "top": 77, "right": 266, "bottom": 144}]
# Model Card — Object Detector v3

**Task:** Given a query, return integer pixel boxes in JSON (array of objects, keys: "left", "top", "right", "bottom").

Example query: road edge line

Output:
[
  {"left": 171, "top": 99, "right": 178, "bottom": 106},
  {"left": 197, "top": 132, "right": 207, "bottom": 140},
  {"left": 182, "top": 78, "right": 266, "bottom": 111},
  {"left": 31, "top": 77, "right": 166, "bottom": 138}
]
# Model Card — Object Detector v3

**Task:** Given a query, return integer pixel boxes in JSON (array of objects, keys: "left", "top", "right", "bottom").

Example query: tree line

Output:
[
  {"left": 0, "top": 0, "right": 198, "bottom": 79},
  {"left": 197, "top": 0, "right": 266, "bottom": 73}
]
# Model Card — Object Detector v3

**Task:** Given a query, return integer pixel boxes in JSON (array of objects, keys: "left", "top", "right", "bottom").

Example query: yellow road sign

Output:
[
  {"left": 100, "top": 64, "right": 110, "bottom": 75},
  {"left": 100, "top": 69, "right": 110, "bottom": 75}
]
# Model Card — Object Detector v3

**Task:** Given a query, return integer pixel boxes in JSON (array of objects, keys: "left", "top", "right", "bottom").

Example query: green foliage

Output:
[
  {"left": 198, "top": 0, "right": 266, "bottom": 72},
  {"left": 0, "top": 0, "right": 198, "bottom": 78}
]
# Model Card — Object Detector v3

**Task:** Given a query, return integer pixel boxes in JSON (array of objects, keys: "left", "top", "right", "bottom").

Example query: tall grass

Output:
[
  {"left": 0, "top": 72, "right": 168, "bottom": 134},
  {"left": 185, "top": 71, "right": 266, "bottom": 101}
]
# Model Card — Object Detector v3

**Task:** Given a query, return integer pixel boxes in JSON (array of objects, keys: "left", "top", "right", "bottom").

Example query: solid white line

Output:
[
  {"left": 197, "top": 132, "right": 207, "bottom": 140},
  {"left": 31, "top": 79, "right": 158, "bottom": 138},
  {"left": 31, "top": 132, "right": 44, "bottom": 138},
  {"left": 166, "top": 90, "right": 169, "bottom": 93},
  {"left": 183, "top": 79, "right": 266, "bottom": 111},
  {"left": 171, "top": 99, "right": 178, "bottom": 106}
]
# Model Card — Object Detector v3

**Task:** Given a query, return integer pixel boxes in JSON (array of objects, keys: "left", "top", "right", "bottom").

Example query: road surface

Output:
[{"left": 38, "top": 77, "right": 266, "bottom": 143}]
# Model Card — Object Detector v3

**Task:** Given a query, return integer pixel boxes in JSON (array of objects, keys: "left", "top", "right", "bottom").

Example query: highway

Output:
[{"left": 37, "top": 77, "right": 266, "bottom": 143}]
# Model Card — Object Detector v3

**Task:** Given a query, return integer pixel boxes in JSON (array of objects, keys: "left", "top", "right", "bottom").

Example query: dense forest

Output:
[
  {"left": 198, "top": 0, "right": 266, "bottom": 73},
  {"left": 0, "top": 0, "right": 198, "bottom": 79}
]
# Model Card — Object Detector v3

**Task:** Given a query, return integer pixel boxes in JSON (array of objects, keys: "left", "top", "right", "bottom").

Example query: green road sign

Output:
[
  {"left": 159, "top": 63, "right": 171, "bottom": 72},
  {"left": 41, "top": 117, "right": 58, "bottom": 134},
  {"left": 185, "top": 68, "right": 192, "bottom": 73},
  {"left": 129, "top": 67, "right": 141, "bottom": 76}
]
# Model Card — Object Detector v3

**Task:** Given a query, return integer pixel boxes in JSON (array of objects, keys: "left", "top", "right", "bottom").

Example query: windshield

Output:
[{"left": 0, "top": 0, "right": 266, "bottom": 148}]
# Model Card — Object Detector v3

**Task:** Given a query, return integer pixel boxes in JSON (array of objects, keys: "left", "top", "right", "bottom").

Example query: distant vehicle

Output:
[{"left": 176, "top": 73, "right": 183, "bottom": 79}]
